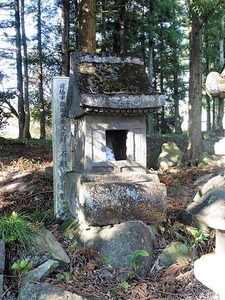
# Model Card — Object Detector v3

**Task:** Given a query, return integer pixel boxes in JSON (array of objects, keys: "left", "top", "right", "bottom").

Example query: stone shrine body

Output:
[{"left": 53, "top": 52, "right": 167, "bottom": 227}]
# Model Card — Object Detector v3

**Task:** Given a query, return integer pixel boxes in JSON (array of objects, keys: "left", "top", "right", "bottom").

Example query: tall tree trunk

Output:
[
  {"left": 217, "top": 15, "right": 225, "bottom": 135},
  {"left": 118, "top": 0, "right": 126, "bottom": 53},
  {"left": 37, "top": 0, "right": 45, "bottom": 139},
  {"left": 101, "top": 0, "right": 107, "bottom": 52},
  {"left": 174, "top": 71, "right": 182, "bottom": 134},
  {"left": 204, "top": 26, "right": 211, "bottom": 131},
  {"left": 113, "top": 0, "right": 126, "bottom": 53},
  {"left": 187, "top": 1, "right": 203, "bottom": 162},
  {"left": 61, "top": 0, "right": 70, "bottom": 76},
  {"left": 146, "top": 2, "right": 154, "bottom": 135},
  {"left": 78, "top": 0, "right": 96, "bottom": 53},
  {"left": 217, "top": 99, "right": 224, "bottom": 135},
  {"left": 21, "top": 0, "right": 31, "bottom": 138},
  {"left": 212, "top": 98, "right": 217, "bottom": 130},
  {"left": 14, "top": 0, "right": 25, "bottom": 138}
]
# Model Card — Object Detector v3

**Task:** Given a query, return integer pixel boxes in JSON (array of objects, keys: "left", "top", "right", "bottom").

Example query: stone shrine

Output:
[{"left": 52, "top": 52, "right": 167, "bottom": 227}]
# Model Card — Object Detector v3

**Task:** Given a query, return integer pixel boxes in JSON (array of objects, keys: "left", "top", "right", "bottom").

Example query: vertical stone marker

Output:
[{"left": 52, "top": 76, "right": 70, "bottom": 218}]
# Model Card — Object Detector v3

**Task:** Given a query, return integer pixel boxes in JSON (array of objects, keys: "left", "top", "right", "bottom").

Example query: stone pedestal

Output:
[{"left": 64, "top": 172, "right": 167, "bottom": 226}]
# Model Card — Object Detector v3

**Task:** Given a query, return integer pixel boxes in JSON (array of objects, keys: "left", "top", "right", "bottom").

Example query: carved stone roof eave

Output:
[{"left": 68, "top": 93, "right": 167, "bottom": 118}]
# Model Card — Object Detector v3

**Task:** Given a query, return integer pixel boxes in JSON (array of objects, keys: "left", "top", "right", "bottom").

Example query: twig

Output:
[{"left": 26, "top": 190, "right": 53, "bottom": 198}]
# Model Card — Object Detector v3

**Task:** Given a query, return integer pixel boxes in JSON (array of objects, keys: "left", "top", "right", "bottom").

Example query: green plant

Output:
[
  {"left": 67, "top": 232, "right": 78, "bottom": 248},
  {"left": 126, "top": 249, "right": 149, "bottom": 272},
  {"left": 121, "top": 281, "right": 131, "bottom": 290},
  {"left": 167, "top": 219, "right": 209, "bottom": 254},
  {"left": 187, "top": 227, "right": 209, "bottom": 251},
  {"left": 0, "top": 211, "right": 36, "bottom": 254},
  {"left": 56, "top": 272, "right": 71, "bottom": 282},
  {"left": 12, "top": 259, "right": 32, "bottom": 275},
  {"left": 103, "top": 254, "right": 112, "bottom": 268}
]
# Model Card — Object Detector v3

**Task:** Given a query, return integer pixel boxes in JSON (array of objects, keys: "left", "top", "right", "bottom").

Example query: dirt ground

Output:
[{"left": 0, "top": 138, "right": 221, "bottom": 299}]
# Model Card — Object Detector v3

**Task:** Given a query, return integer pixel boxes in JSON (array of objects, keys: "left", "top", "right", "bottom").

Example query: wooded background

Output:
[{"left": 0, "top": 0, "right": 225, "bottom": 162}]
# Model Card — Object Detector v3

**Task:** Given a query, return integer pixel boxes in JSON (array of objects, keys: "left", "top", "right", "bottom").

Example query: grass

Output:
[{"left": 0, "top": 211, "right": 37, "bottom": 255}]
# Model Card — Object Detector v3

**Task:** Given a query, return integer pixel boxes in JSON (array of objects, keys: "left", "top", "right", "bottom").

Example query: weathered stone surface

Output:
[
  {"left": 67, "top": 52, "right": 166, "bottom": 118},
  {"left": 188, "top": 187, "right": 225, "bottom": 230},
  {"left": 206, "top": 71, "right": 225, "bottom": 98},
  {"left": 193, "top": 169, "right": 224, "bottom": 188},
  {"left": 0, "top": 240, "right": 5, "bottom": 273},
  {"left": 193, "top": 174, "right": 225, "bottom": 203},
  {"left": 65, "top": 173, "right": 167, "bottom": 226},
  {"left": 158, "top": 141, "right": 182, "bottom": 170},
  {"left": 194, "top": 253, "right": 225, "bottom": 298},
  {"left": 18, "top": 282, "right": 94, "bottom": 300},
  {"left": 22, "top": 260, "right": 59, "bottom": 284},
  {"left": 198, "top": 152, "right": 217, "bottom": 166},
  {"left": 69, "top": 220, "right": 154, "bottom": 277},
  {"left": 52, "top": 76, "right": 71, "bottom": 219},
  {"left": 27, "top": 228, "right": 70, "bottom": 267},
  {"left": 0, "top": 274, "right": 3, "bottom": 299},
  {"left": 158, "top": 242, "right": 193, "bottom": 268},
  {"left": 18, "top": 260, "right": 95, "bottom": 299}
]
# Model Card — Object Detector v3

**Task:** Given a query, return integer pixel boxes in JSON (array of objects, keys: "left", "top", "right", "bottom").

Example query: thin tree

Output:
[
  {"left": 37, "top": 0, "right": 45, "bottom": 139},
  {"left": 61, "top": 0, "right": 70, "bottom": 76},
  {"left": 21, "top": 0, "right": 31, "bottom": 138},
  {"left": 217, "top": 15, "right": 225, "bottom": 135},
  {"left": 14, "top": 0, "right": 25, "bottom": 138}
]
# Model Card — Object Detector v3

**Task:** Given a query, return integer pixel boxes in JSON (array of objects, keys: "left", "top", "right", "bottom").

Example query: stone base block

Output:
[
  {"left": 194, "top": 253, "right": 225, "bottom": 297},
  {"left": 62, "top": 219, "right": 155, "bottom": 277},
  {"left": 64, "top": 172, "right": 167, "bottom": 226}
]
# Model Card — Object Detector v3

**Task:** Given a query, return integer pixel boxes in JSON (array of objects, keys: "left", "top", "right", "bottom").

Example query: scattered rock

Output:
[
  {"left": 158, "top": 242, "right": 193, "bottom": 268},
  {"left": 18, "top": 282, "right": 94, "bottom": 300},
  {"left": 193, "top": 174, "right": 225, "bottom": 203},
  {"left": 62, "top": 219, "right": 155, "bottom": 277},
  {"left": 27, "top": 228, "right": 70, "bottom": 267},
  {"left": 198, "top": 152, "right": 216, "bottom": 166},
  {"left": 158, "top": 141, "right": 182, "bottom": 170},
  {"left": 188, "top": 187, "right": 225, "bottom": 230}
]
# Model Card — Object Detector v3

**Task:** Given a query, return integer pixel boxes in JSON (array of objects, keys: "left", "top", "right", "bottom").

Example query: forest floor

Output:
[{"left": 0, "top": 137, "right": 222, "bottom": 299}]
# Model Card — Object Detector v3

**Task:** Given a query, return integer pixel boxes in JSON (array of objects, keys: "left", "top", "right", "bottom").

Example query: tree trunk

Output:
[
  {"left": 37, "top": 0, "right": 45, "bottom": 139},
  {"left": 206, "top": 94, "right": 211, "bottom": 131},
  {"left": 147, "top": 41, "right": 154, "bottom": 134},
  {"left": 146, "top": 2, "right": 154, "bottom": 135},
  {"left": 217, "top": 16, "right": 225, "bottom": 135},
  {"left": 21, "top": 0, "right": 31, "bottom": 138},
  {"left": 61, "top": 0, "right": 70, "bottom": 76},
  {"left": 14, "top": 0, "right": 25, "bottom": 138},
  {"left": 174, "top": 71, "right": 182, "bottom": 134},
  {"left": 217, "top": 98, "right": 224, "bottom": 135},
  {"left": 78, "top": 0, "right": 96, "bottom": 53},
  {"left": 113, "top": 0, "right": 126, "bottom": 53},
  {"left": 204, "top": 27, "right": 211, "bottom": 131},
  {"left": 101, "top": 0, "right": 107, "bottom": 52},
  {"left": 118, "top": 0, "right": 126, "bottom": 53},
  {"left": 187, "top": 1, "right": 203, "bottom": 162}
]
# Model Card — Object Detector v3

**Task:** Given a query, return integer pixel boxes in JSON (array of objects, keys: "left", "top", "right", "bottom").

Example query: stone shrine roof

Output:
[{"left": 67, "top": 52, "right": 167, "bottom": 117}]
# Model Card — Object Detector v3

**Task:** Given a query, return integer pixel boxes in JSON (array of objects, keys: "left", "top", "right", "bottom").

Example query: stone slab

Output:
[
  {"left": 0, "top": 274, "right": 3, "bottom": 299},
  {"left": 0, "top": 240, "right": 5, "bottom": 273},
  {"left": 52, "top": 76, "right": 70, "bottom": 218}
]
